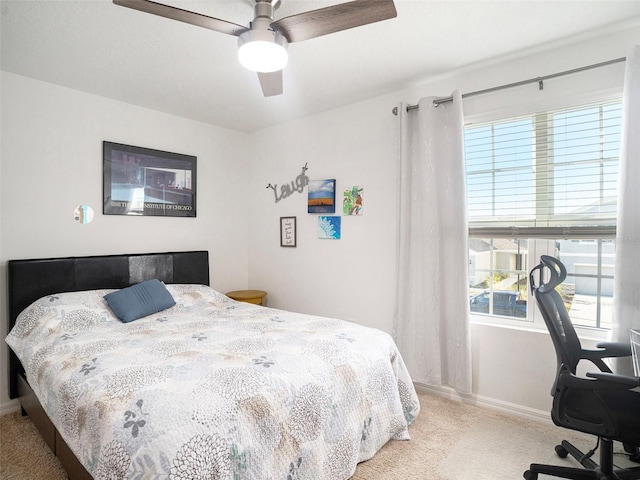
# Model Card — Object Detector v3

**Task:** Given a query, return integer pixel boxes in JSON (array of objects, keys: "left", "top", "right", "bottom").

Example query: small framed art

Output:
[
  {"left": 343, "top": 186, "right": 364, "bottom": 215},
  {"left": 280, "top": 216, "right": 297, "bottom": 247},
  {"left": 308, "top": 179, "right": 336, "bottom": 214},
  {"left": 318, "top": 216, "right": 341, "bottom": 239}
]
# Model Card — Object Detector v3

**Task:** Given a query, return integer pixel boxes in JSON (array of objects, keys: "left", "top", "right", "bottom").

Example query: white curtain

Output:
[
  {"left": 394, "top": 92, "right": 472, "bottom": 394},
  {"left": 613, "top": 45, "right": 640, "bottom": 375}
]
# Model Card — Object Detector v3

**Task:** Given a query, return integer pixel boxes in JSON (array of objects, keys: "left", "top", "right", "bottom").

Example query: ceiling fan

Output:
[{"left": 113, "top": 0, "right": 397, "bottom": 97}]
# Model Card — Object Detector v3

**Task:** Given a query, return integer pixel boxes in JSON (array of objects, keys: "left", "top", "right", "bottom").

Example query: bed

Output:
[{"left": 5, "top": 251, "right": 420, "bottom": 480}]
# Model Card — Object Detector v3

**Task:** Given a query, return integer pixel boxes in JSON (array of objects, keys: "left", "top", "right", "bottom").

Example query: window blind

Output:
[{"left": 464, "top": 100, "right": 622, "bottom": 239}]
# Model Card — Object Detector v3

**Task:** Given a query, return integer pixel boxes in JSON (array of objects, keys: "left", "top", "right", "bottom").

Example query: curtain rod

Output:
[{"left": 393, "top": 56, "right": 626, "bottom": 115}]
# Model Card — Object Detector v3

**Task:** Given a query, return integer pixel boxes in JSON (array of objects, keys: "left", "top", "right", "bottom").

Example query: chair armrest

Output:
[
  {"left": 558, "top": 371, "right": 640, "bottom": 391},
  {"left": 594, "top": 341, "right": 632, "bottom": 358},
  {"left": 581, "top": 342, "right": 632, "bottom": 372},
  {"left": 585, "top": 371, "right": 640, "bottom": 388}
]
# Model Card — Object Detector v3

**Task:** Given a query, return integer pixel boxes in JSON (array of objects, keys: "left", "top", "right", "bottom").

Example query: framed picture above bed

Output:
[{"left": 103, "top": 141, "right": 197, "bottom": 217}]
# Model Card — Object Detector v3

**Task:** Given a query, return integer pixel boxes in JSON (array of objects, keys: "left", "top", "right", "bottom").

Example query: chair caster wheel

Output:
[
  {"left": 555, "top": 444, "right": 568, "bottom": 458},
  {"left": 523, "top": 470, "right": 537, "bottom": 480}
]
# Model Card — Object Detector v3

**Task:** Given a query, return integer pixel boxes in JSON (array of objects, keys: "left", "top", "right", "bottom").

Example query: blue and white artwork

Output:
[{"left": 318, "top": 216, "right": 341, "bottom": 239}]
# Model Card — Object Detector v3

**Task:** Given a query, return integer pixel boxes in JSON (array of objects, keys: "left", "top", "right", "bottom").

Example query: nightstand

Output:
[{"left": 226, "top": 289, "right": 267, "bottom": 306}]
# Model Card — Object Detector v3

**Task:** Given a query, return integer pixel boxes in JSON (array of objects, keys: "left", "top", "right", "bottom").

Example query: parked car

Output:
[{"left": 470, "top": 290, "right": 527, "bottom": 318}]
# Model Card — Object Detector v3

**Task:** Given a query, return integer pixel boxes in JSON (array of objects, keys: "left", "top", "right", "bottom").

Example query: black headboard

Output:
[{"left": 7, "top": 250, "right": 209, "bottom": 398}]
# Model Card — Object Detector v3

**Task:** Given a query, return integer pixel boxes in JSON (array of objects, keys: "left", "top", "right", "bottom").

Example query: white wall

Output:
[
  {"left": 248, "top": 100, "right": 399, "bottom": 333},
  {"left": 0, "top": 72, "right": 250, "bottom": 411},
  {"left": 247, "top": 25, "right": 639, "bottom": 417}
]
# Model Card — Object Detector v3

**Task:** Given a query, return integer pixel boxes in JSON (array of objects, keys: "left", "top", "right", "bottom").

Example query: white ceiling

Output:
[{"left": 2, "top": 0, "right": 640, "bottom": 133}]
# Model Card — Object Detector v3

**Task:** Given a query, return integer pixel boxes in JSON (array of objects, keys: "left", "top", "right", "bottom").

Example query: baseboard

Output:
[
  {"left": 414, "top": 382, "right": 553, "bottom": 425},
  {"left": 0, "top": 399, "right": 21, "bottom": 416}
]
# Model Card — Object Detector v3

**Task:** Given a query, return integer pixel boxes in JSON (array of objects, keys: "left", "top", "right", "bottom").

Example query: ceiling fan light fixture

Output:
[
  {"left": 238, "top": 29, "right": 288, "bottom": 73},
  {"left": 114, "top": 0, "right": 398, "bottom": 96}
]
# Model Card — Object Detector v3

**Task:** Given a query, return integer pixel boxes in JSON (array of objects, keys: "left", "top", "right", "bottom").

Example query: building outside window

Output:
[{"left": 465, "top": 100, "right": 621, "bottom": 332}]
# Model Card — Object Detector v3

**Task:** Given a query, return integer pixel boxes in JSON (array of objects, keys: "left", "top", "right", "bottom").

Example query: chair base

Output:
[{"left": 524, "top": 438, "right": 640, "bottom": 480}]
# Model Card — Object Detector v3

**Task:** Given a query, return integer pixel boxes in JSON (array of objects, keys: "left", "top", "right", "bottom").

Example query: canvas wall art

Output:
[
  {"left": 318, "top": 216, "right": 341, "bottom": 239},
  {"left": 308, "top": 179, "right": 336, "bottom": 213},
  {"left": 343, "top": 186, "right": 364, "bottom": 215}
]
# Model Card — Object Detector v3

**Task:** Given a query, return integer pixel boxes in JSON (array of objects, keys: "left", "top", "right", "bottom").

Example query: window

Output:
[
  {"left": 465, "top": 100, "right": 622, "bottom": 330},
  {"left": 469, "top": 238, "right": 528, "bottom": 319}
]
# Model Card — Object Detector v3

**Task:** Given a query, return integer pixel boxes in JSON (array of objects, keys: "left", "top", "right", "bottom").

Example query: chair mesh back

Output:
[{"left": 530, "top": 256, "right": 583, "bottom": 374}]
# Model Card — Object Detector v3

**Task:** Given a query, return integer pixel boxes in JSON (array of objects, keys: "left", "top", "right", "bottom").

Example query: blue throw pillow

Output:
[{"left": 104, "top": 279, "right": 175, "bottom": 323}]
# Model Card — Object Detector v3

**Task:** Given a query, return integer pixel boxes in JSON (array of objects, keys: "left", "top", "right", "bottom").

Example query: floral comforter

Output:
[{"left": 6, "top": 284, "right": 420, "bottom": 480}]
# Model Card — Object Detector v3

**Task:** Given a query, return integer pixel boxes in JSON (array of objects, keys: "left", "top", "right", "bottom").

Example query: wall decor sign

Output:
[
  {"left": 318, "top": 216, "right": 341, "bottom": 239},
  {"left": 280, "top": 216, "right": 297, "bottom": 247},
  {"left": 343, "top": 186, "right": 364, "bottom": 215},
  {"left": 308, "top": 179, "right": 336, "bottom": 214},
  {"left": 267, "top": 163, "right": 309, "bottom": 203},
  {"left": 103, "top": 141, "right": 196, "bottom": 217}
]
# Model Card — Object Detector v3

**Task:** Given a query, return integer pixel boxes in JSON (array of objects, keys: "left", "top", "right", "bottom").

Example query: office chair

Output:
[{"left": 524, "top": 255, "right": 640, "bottom": 480}]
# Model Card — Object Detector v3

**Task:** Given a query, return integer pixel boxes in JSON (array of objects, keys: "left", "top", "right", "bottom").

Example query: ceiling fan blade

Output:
[
  {"left": 113, "top": 0, "right": 248, "bottom": 37},
  {"left": 271, "top": 0, "right": 396, "bottom": 43},
  {"left": 258, "top": 71, "right": 283, "bottom": 97}
]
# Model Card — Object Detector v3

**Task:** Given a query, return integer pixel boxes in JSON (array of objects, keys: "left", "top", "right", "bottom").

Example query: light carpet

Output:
[
  {"left": 0, "top": 408, "right": 66, "bottom": 480},
  {"left": 1, "top": 393, "right": 636, "bottom": 479}
]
